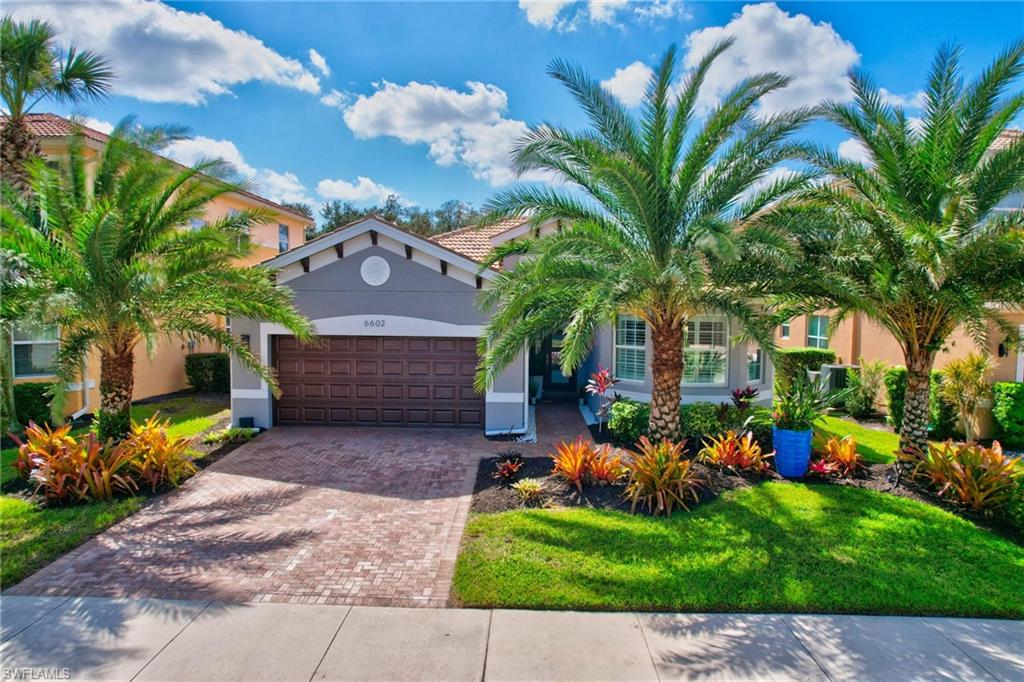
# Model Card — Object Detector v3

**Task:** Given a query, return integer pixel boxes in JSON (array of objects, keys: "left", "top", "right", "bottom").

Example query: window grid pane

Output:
[
  {"left": 807, "top": 315, "right": 829, "bottom": 349},
  {"left": 683, "top": 315, "right": 729, "bottom": 385},
  {"left": 13, "top": 342, "right": 58, "bottom": 376},
  {"left": 748, "top": 347, "right": 763, "bottom": 382},
  {"left": 615, "top": 348, "right": 646, "bottom": 381},
  {"left": 614, "top": 315, "right": 646, "bottom": 380}
]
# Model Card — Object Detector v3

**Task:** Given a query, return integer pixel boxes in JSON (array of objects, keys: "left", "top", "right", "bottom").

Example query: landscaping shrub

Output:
[
  {"left": 93, "top": 409, "right": 130, "bottom": 445},
  {"left": 914, "top": 440, "right": 1023, "bottom": 512},
  {"left": 13, "top": 383, "right": 53, "bottom": 428},
  {"left": 588, "top": 445, "right": 626, "bottom": 485},
  {"left": 938, "top": 353, "right": 993, "bottom": 442},
  {"left": 844, "top": 358, "right": 887, "bottom": 417},
  {"left": 608, "top": 399, "right": 649, "bottom": 444},
  {"left": 816, "top": 435, "right": 865, "bottom": 477},
  {"left": 201, "top": 427, "right": 259, "bottom": 445},
  {"left": 775, "top": 347, "right": 836, "bottom": 393},
  {"left": 992, "top": 382, "right": 1024, "bottom": 449},
  {"left": 699, "top": 430, "right": 773, "bottom": 474},
  {"left": 623, "top": 437, "right": 701, "bottom": 515},
  {"left": 121, "top": 415, "right": 196, "bottom": 493},
  {"left": 550, "top": 437, "right": 595, "bottom": 493},
  {"left": 680, "top": 402, "right": 720, "bottom": 437},
  {"left": 10, "top": 422, "right": 77, "bottom": 481},
  {"left": 183, "top": 352, "right": 230, "bottom": 393},
  {"left": 883, "top": 367, "right": 957, "bottom": 438}
]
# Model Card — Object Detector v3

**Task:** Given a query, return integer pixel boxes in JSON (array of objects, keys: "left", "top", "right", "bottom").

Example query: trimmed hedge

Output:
[
  {"left": 607, "top": 398, "right": 772, "bottom": 448},
  {"left": 774, "top": 347, "right": 836, "bottom": 393},
  {"left": 992, "top": 382, "right": 1024, "bottom": 449},
  {"left": 883, "top": 366, "right": 957, "bottom": 439},
  {"left": 13, "top": 382, "right": 52, "bottom": 427},
  {"left": 608, "top": 399, "right": 649, "bottom": 444},
  {"left": 184, "top": 353, "right": 230, "bottom": 393}
]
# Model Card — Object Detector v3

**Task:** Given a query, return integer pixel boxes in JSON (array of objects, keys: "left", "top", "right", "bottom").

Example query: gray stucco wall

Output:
[{"left": 230, "top": 244, "right": 527, "bottom": 432}]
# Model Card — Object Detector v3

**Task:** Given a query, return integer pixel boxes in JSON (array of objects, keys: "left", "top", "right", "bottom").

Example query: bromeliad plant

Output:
[
  {"left": 699, "top": 430, "right": 773, "bottom": 474},
  {"left": 121, "top": 415, "right": 196, "bottom": 493},
  {"left": 585, "top": 365, "right": 616, "bottom": 432},
  {"left": 511, "top": 478, "right": 544, "bottom": 504},
  {"left": 623, "top": 436, "right": 702, "bottom": 515},
  {"left": 474, "top": 39, "right": 818, "bottom": 441},
  {"left": 493, "top": 454, "right": 525, "bottom": 482},
  {"left": 817, "top": 435, "right": 866, "bottom": 478},
  {"left": 731, "top": 386, "right": 759, "bottom": 412},
  {"left": 588, "top": 444, "right": 627, "bottom": 485},
  {"left": 913, "top": 440, "right": 1023, "bottom": 512},
  {"left": 550, "top": 437, "right": 595, "bottom": 493}
]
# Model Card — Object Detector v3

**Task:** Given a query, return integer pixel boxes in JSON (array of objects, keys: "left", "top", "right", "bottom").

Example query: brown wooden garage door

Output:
[{"left": 272, "top": 335, "right": 484, "bottom": 427}]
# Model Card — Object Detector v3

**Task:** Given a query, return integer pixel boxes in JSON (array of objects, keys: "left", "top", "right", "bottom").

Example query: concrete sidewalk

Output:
[{"left": 1, "top": 597, "right": 1021, "bottom": 681}]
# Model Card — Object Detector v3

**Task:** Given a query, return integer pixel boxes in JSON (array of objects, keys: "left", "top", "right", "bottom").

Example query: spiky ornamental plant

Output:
[
  {"left": 474, "top": 40, "right": 817, "bottom": 441},
  {"left": 768, "top": 42, "right": 1024, "bottom": 458},
  {"left": 0, "top": 118, "right": 313, "bottom": 441}
]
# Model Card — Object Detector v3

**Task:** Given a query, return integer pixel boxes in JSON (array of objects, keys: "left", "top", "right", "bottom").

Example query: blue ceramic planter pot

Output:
[{"left": 773, "top": 427, "right": 812, "bottom": 478}]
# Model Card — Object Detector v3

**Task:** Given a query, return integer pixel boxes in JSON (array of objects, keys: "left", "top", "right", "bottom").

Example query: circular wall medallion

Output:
[{"left": 360, "top": 255, "right": 391, "bottom": 286}]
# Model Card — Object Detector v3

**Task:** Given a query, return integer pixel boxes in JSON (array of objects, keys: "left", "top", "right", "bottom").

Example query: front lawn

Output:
[
  {"left": 454, "top": 482, "right": 1024, "bottom": 617},
  {"left": 816, "top": 415, "right": 899, "bottom": 463},
  {"left": 1, "top": 392, "right": 229, "bottom": 589}
]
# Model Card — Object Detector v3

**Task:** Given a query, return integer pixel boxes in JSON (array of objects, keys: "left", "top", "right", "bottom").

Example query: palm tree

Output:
[
  {"left": 0, "top": 119, "right": 313, "bottom": 441},
  {"left": 0, "top": 15, "right": 114, "bottom": 191},
  {"left": 773, "top": 42, "right": 1024, "bottom": 457},
  {"left": 475, "top": 40, "right": 817, "bottom": 441}
]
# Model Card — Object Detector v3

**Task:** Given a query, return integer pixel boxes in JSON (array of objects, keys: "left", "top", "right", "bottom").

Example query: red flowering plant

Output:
[{"left": 585, "top": 365, "right": 617, "bottom": 432}]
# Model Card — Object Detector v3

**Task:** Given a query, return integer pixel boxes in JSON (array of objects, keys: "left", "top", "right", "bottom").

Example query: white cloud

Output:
[
  {"left": 316, "top": 176, "right": 401, "bottom": 204},
  {"left": 601, "top": 61, "right": 654, "bottom": 107},
  {"left": 308, "top": 48, "right": 331, "bottom": 77},
  {"left": 519, "top": 0, "right": 574, "bottom": 29},
  {"left": 165, "top": 136, "right": 313, "bottom": 205},
  {"left": 520, "top": 0, "right": 688, "bottom": 31},
  {"left": 879, "top": 88, "right": 926, "bottom": 109},
  {"left": 684, "top": 2, "right": 859, "bottom": 116},
  {"left": 7, "top": 1, "right": 319, "bottom": 104},
  {"left": 320, "top": 89, "right": 351, "bottom": 110},
  {"left": 588, "top": 0, "right": 629, "bottom": 24},
  {"left": 342, "top": 80, "right": 535, "bottom": 185},
  {"left": 837, "top": 138, "right": 871, "bottom": 164},
  {"left": 82, "top": 117, "right": 115, "bottom": 135},
  {"left": 737, "top": 166, "right": 798, "bottom": 205}
]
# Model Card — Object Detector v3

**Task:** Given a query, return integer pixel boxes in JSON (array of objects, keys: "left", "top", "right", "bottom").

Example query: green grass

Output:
[
  {"left": 816, "top": 415, "right": 899, "bottom": 463},
  {"left": 454, "top": 482, "right": 1024, "bottom": 617},
  {"left": 1, "top": 393, "right": 228, "bottom": 589}
]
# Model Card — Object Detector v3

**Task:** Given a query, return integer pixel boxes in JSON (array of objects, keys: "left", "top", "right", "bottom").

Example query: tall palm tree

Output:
[
  {"left": 475, "top": 40, "right": 817, "bottom": 441},
  {"left": 0, "top": 119, "right": 313, "bottom": 441},
  {"left": 0, "top": 15, "right": 113, "bottom": 191},
  {"left": 772, "top": 42, "right": 1024, "bottom": 456}
]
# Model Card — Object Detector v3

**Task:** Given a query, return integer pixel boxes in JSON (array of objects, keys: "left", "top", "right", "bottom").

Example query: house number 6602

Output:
[{"left": 363, "top": 319, "right": 386, "bottom": 328}]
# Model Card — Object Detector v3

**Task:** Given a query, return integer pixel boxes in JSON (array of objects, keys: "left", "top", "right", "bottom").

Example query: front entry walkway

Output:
[{"left": 7, "top": 403, "right": 588, "bottom": 607}]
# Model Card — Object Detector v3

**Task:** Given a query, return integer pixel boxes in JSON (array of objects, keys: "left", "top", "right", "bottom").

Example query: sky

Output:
[{"left": 8, "top": 1, "right": 1023, "bottom": 214}]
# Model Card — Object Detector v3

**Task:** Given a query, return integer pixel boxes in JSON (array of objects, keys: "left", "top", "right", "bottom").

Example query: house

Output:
[
  {"left": 5, "top": 113, "right": 314, "bottom": 418},
  {"left": 775, "top": 129, "right": 1024, "bottom": 384},
  {"left": 229, "top": 215, "right": 773, "bottom": 433}
]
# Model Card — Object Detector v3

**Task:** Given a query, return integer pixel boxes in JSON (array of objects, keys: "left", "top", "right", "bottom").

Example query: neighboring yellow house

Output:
[{"left": 7, "top": 113, "right": 313, "bottom": 418}]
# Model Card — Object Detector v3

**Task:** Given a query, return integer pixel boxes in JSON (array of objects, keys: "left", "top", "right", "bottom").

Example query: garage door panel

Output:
[{"left": 274, "top": 335, "right": 485, "bottom": 427}]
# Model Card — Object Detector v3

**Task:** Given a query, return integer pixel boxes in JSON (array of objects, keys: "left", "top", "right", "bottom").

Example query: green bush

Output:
[
  {"left": 184, "top": 353, "right": 230, "bottom": 393},
  {"left": 680, "top": 402, "right": 720, "bottom": 437},
  {"left": 775, "top": 347, "right": 837, "bottom": 393},
  {"left": 883, "top": 367, "right": 957, "bottom": 439},
  {"left": 608, "top": 399, "right": 649, "bottom": 444},
  {"left": 13, "top": 382, "right": 52, "bottom": 427},
  {"left": 992, "top": 382, "right": 1024, "bottom": 449}
]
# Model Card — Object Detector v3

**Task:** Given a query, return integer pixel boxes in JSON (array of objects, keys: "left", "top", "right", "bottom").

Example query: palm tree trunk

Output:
[
  {"left": 97, "top": 346, "right": 135, "bottom": 442},
  {"left": 648, "top": 320, "right": 683, "bottom": 442},
  {"left": 0, "top": 116, "right": 42, "bottom": 195},
  {"left": 899, "top": 348, "right": 934, "bottom": 457}
]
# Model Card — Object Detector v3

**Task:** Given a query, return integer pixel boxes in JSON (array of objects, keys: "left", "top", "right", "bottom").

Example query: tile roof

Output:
[
  {"left": 430, "top": 218, "right": 526, "bottom": 263},
  {"left": 0, "top": 113, "right": 312, "bottom": 223},
  {"left": 991, "top": 129, "right": 1023, "bottom": 152}
]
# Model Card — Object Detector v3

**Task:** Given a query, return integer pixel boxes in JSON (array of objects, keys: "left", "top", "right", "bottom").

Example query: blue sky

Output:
[{"left": 10, "top": 1, "right": 1023, "bottom": 213}]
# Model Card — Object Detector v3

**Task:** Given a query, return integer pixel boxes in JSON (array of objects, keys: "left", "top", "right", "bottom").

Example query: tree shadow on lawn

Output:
[{"left": 466, "top": 483, "right": 1024, "bottom": 618}]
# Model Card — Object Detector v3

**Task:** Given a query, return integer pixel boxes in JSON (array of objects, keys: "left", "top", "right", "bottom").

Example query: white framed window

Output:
[
  {"left": 807, "top": 314, "right": 829, "bottom": 349},
  {"left": 278, "top": 224, "right": 290, "bottom": 253},
  {"left": 683, "top": 315, "right": 729, "bottom": 386},
  {"left": 747, "top": 345, "right": 764, "bottom": 383},
  {"left": 779, "top": 320, "right": 790, "bottom": 339},
  {"left": 614, "top": 315, "right": 646, "bottom": 381},
  {"left": 189, "top": 218, "right": 207, "bottom": 232},
  {"left": 12, "top": 324, "right": 59, "bottom": 378}
]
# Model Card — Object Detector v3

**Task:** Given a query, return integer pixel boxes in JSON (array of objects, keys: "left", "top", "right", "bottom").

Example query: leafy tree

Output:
[
  {"left": 476, "top": 40, "right": 816, "bottom": 440},
  {"left": 773, "top": 42, "right": 1024, "bottom": 456},
  {"left": 313, "top": 197, "right": 483, "bottom": 239},
  {"left": 435, "top": 199, "right": 483, "bottom": 233},
  {"left": 281, "top": 201, "right": 313, "bottom": 220},
  {"left": 1, "top": 119, "right": 313, "bottom": 441}
]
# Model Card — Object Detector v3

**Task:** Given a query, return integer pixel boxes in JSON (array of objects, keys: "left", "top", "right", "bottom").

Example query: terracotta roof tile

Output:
[
  {"left": 0, "top": 113, "right": 312, "bottom": 223},
  {"left": 430, "top": 218, "right": 526, "bottom": 264},
  {"left": 991, "top": 129, "right": 1023, "bottom": 152}
]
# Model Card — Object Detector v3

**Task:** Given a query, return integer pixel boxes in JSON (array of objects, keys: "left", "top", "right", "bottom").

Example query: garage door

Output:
[{"left": 272, "top": 335, "right": 484, "bottom": 427}]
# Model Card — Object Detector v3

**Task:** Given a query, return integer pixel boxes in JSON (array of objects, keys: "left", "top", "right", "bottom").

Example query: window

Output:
[
  {"left": 747, "top": 345, "right": 763, "bottom": 383},
  {"left": 189, "top": 218, "right": 206, "bottom": 232},
  {"left": 278, "top": 224, "right": 289, "bottom": 253},
  {"left": 684, "top": 315, "right": 729, "bottom": 385},
  {"left": 807, "top": 315, "right": 830, "bottom": 349},
  {"left": 12, "top": 324, "right": 59, "bottom": 377},
  {"left": 614, "top": 315, "right": 646, "bottom": 381},
  {"left": 779, "top": 320, "right": 790, "bottom": 339},
  {"left": 228, "top": 209, "right": 250, "bottom": 249}
]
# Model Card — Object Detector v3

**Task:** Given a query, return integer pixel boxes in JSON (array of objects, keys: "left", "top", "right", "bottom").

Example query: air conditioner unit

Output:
[{"left": 820, "top": 364, "right": 857, "bottom": 391}]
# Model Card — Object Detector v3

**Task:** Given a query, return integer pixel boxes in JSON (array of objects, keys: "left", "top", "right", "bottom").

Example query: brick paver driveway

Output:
[{"left": 8, "top": 404, "right": 586, "bottom": 607}]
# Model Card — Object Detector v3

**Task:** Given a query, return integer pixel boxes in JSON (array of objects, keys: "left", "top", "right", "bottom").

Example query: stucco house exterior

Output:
[
  {"left": 230, "top": 215, "right": 773, "bottom": 433},
  {"left": 6, "top": 114, "right": 314, "bottom": 418}
]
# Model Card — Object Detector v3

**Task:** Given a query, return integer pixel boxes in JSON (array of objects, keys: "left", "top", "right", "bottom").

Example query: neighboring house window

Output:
[
  {"left": 278, "top": 224, "right": 289, "bottom": 253},
  {"left": 807, "top": 315, "right": 830, "bottom": 349},
  {"left": 747, "top": 345, "right": 763, "bottom": 383},
  {"left": 779, "top": 320, "right": 790, "bottom": 339},
  {"left": 12, "top": 324, "right": 59, "bottom": 377},
  {"left": 189, "top": 218, "right": 206, "bottom": 232},
  {"left": 614, "top": 315, "right": 646, "bottom": 381},
  {"left": 228, "top": 209, "right": 250, "bottom": 249},
  {"left": 683, "top": 315, "right": 728, "bottom": 385}
]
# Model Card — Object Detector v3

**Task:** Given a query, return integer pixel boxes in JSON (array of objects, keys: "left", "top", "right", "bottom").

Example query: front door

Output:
[{"left": 543, "top": 331, "right": 577, "bottom": 395}]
